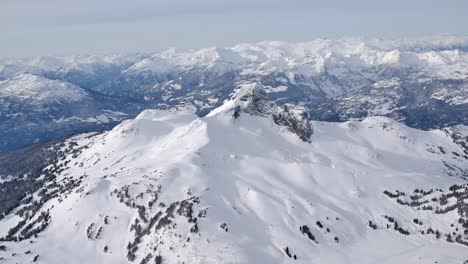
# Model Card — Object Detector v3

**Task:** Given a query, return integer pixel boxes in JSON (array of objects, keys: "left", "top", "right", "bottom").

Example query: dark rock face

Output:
[
  {"left": 243, "top": 85, "right": 270, "bottom": 116},
  {"left": 228, "top": 84, "right": 313, "bottom": 142},
  {"left": 272, "top": 105, "right": 313, "bottom": 143},
  {"left": 231, "top": 83, "right": 270, "bottom": 117}
]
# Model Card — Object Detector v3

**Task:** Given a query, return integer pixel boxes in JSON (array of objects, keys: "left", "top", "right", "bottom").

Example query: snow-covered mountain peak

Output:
[
  {"left": 381, "top": 49, "right": 403, "bottom": 65},
  {"left": 0, "top": 73, "right": 87, "bottom": 102},
  {"left": 206, "top": 82, "right": 313, "bottom": 142},
  {"left": 1, "top": 107, "right": 467, "bottom": 263},
  {"left": 207, "top": 82, "right": 270, "bottom": 118},
  {"left": 272, "top": 104, "right": 313, "bottom": 143}
]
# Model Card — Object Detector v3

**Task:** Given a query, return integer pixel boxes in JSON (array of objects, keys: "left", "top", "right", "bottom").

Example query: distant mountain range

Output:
[{"left": 1, "top": 36, "right": 467, "bottom": 150}]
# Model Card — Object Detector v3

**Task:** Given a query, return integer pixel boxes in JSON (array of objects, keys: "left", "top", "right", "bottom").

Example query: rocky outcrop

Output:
[
  {"left": 210, "top": 82, "right": 313, "bottom": 142},
  {"left": 272, "top": 105, "right": 313, "bottom": 143}
]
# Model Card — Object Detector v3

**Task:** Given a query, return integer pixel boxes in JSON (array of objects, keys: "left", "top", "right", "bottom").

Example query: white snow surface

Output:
[
  {"left": 373, "top": 77, "right": 401, "bottom": 88},
  {"left": 122, "top": 37, "right": 468, "bottom": 81},
  {"left": 2, "top": 36, "right": 468, "bottom": 83},
  {"left": 0, "top": 73, "right": 87, "bottom": 103},
  {"left": 1, "top": 104, "right": 468, "bottom": 263}
]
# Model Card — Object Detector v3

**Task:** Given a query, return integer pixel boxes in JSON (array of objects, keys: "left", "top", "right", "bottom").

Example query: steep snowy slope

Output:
[{"left": 0, "top": 86, "right": 467, "bottom": 264}]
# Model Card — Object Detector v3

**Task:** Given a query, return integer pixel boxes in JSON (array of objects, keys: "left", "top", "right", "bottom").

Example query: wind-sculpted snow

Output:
[
  {"left": 0, "top": 37, "right": 467, "bottom": 150},
  {"left": 0, "top": 98, "right": 467, "bottom": 263}
]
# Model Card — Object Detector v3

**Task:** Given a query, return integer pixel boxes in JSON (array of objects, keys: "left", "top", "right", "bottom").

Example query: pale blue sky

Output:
[{"left": 1, "top": 0, "right": 467, "bottom": 57}]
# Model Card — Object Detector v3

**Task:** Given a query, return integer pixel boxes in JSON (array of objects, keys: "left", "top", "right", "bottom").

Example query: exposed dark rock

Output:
[
  {"left": 299, "top": 225, "right": 317, "bottom": 243},
  {"left": 368, "top": 220, "right": 378, "bottom": 230},
  {"left": 272, "top": 105, "right": 313, "bottom": 143}
]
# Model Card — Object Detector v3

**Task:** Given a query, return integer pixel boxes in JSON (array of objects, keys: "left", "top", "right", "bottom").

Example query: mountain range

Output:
[{"left": 1, "top": 36, "right": 467, "bottom": 150}]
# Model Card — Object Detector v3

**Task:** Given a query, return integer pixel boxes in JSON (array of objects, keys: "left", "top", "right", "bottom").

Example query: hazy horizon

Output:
[{"left": 1, "top": 0, "right": 467, "bottom": 57}]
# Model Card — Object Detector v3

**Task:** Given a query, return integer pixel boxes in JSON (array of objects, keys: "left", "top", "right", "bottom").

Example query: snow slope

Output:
[
  {"left": 0, "top": 74, "right": 86, "bottom": 103},
  {"left": 0, "top": 87, "right": 467, "bottom": 263}
]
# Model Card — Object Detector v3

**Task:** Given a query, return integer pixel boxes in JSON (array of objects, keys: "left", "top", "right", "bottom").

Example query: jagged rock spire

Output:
[
  {"left": 207, "top": 82, "right": 270, "bottom": 118},
  {"left": 232, "top": 82, "right": 270, "bottom": 117},
  {"left": 208, "top": 82, "right": 313, "bottom": 142},
  {"left": 273, "top": 104, "right": 313, "bottom": 143}
]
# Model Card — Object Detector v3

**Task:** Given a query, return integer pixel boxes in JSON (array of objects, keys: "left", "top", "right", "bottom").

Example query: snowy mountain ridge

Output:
[
  {"left": 0, "top": 92, "right": 467, "bottom": 263},
  {"left": 0, "top": 74, "right": 87, "bottom": 103}
]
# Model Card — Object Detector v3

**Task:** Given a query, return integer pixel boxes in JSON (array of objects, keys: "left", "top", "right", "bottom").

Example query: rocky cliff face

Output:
[
  {"left": 272, "top": 105, "right": 313, "bottom": 143},
  {"left": 209, "top": 82, "right": 313, "bottom": 142}
]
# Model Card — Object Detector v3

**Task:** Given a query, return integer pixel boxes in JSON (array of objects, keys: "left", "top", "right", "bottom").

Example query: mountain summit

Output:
[{"left": 208, "top": 82, "right": 313, "bottom": 142}]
